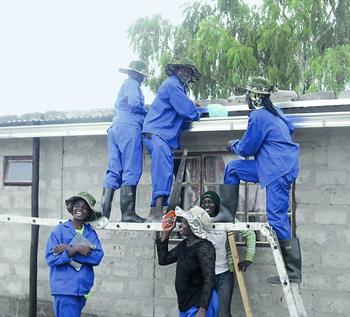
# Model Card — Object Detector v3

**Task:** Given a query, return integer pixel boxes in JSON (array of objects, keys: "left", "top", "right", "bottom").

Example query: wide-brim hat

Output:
[
  {"left": 175, "top": 206, "right": 211, "bottom": 239},
  {"left": 243, "top": 76, "right": 275, "bottom": 95},
  {"left": 165, "top": 57, "right": 201, "bottom": 82},
  {"left": 119, "top": 60, "right": 150, "bottom": 77},
  {"left": 65, "top": 192, "right": 102, "bottom": 222}
]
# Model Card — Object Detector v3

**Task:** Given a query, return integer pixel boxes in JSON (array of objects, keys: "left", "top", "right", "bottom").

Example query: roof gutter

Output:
[
  {"left": 1, "top": 98, "right": 350, "bottom": 139},
  {"left": 0, "top": 111, "right": 350, "bottom": 139}
]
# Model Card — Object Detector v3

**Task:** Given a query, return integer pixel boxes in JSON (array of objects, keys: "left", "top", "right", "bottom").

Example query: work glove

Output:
[
  {"left": 226, "top": 139, "right": 239, "bottom": 152},
  {"left": 238, "top": 260, "right": 252, "bottom": 272}
]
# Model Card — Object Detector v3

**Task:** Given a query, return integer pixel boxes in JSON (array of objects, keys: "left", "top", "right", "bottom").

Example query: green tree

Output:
[
  {"left": 128, "top": 0, "right": 350, "bottom": 98},
  {"left": 308, "top": 45, "right": 350, "bottom": 94},
  {"left": 257, "top": 0, "right": 350, "bottom": 93},
  {"left": 189, "top": 17, "right": 257, "bottom": 98},
  {"left": 128, "top": 15, "right": 173, "bottom": 92}
]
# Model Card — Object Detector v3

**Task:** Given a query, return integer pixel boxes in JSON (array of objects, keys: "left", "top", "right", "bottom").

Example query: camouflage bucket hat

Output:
[
  {"left": 119, "top": 60, "right": 150, "bottom": 77},
  {"left": 65, "top": 192, "right": 102, "bottom": 222},
  {"left": 175, "top": 206, "right": 211, "bottom": 239},
  {"left": 165, "top": 57, "right": 202, "bottom": 82},
  {"left": 244, "top": 76, "right": 275, "bottom": 95}
]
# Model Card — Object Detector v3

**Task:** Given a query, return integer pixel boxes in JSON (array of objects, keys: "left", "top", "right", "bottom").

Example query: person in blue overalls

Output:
[
  {"left": 96, "top": 61, "right": 149, "bottom": 228},
  {"left": 142, "top": 57, "right": 202, "bottom": 221},
  {"left": 46, "top": 192, "right": 104, "bottom": 317},
  {"left": 223, "top": 77, "right": 302, "bottom": 284}
]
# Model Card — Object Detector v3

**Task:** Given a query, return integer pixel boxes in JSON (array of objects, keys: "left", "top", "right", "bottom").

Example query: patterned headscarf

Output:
[
  {"left": 247, "top": 91, "right": 265, "bottom": 110},
  {"left": 244, "top": 76, "right": 275, "bottom": 110},
  {"left": 175, "top": 206, "right": 211, "bottom": 239}
]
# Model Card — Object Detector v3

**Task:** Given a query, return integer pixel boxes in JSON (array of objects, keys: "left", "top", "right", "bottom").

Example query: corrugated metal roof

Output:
[
  {"left": 0, "top": 98, "right": 350, "bottom": 139},
  {"left": 0, "top": 109, "right": 114, "bottom": 127}
]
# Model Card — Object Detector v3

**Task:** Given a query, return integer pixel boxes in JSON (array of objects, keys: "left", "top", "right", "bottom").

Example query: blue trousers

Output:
[
  {"left": 216, "top": 271, "right": 234, "bottom": 317},
  {"left": 53, "top": 295, "right": 86, "bottom": 317},
  {"left": 143, "top": 134, "right": 173, "bottom": 207},
  {"left": 103, "top": 123, "right": 143, "bottom": 189},
  {"left": 224, "top": 159, "right": 296, "bottom": 240},
  {"left": 179, "top": 290, "right": 219, "bottom": 317}
]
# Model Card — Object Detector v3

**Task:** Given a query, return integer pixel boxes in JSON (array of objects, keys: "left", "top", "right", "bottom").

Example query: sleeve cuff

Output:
[
  {"left": 197, "top": 107, "right": 208, "bottom": 114},
  {"left": 230, "top": 139, "right": 240, "bottom": 152},
  {"left": 245, "top": 255, "right": 254, "bottom": 262},
  {"left": 60, "top": 250, "right": 72, "bottom": 263}
]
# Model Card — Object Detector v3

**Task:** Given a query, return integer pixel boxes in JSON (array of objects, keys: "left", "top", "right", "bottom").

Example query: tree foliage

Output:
[
  {"left": 309, "top": 45, "right": 350, "bottom": 93},
  {"left": 128, "top": 0, "right": 350, "bottom": 98}
]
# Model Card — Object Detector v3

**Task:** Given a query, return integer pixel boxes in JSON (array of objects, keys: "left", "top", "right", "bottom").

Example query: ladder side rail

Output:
[
  {"left": 290, "top": 284, "right": 307, "bottom": 317},
  {"left": 0, "top": 215, "right": 307, "bottom": 316},
  {"left": 0, "top": 215, "right": 268, "bottom": 231},
  {"left": 260, "top": 225, "right": 300, "bottom": 317}
]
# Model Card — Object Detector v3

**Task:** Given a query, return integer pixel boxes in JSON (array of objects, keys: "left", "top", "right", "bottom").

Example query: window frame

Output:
[
  {"left": 3, "top": 156, "right": 33, "bottom": 186},
  {"left": 172, "top": 151, "right": 296, "bottom": 247}
]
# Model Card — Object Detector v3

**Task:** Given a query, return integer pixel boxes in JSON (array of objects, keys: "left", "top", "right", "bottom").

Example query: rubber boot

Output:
[
  {"left": 91, "top": 188, "right": 115, "bottom": 229},
  {"left": 147, "top": 196, "right": 164, "bottom": 222},
  {"left": 212, "top": 184, "right": 239, "bottom": 223},
  {"left": 120, "top": 185, "right": 145, "bottom": 223},
  {"left": 267, "top": 238, "right": 302, "bottom": 284}
]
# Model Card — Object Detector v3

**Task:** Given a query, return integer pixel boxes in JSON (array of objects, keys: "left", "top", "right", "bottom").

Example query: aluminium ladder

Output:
[{"left": 0, "top": 215, "right": 307, "bottom": 316}]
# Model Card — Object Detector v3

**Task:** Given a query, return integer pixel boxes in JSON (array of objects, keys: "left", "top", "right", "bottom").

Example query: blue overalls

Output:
[
  {"left": 45, "top": 221, "right": 104, "bottom": 317},
  {"left": 143, "top": 75, "right": 200, "bottom": 206},
  {"left": 225, "top": 107, "right": 299, "bottom": 240},
  {"left": 103, "top": 78, "right": 147, "bottom": 189}
]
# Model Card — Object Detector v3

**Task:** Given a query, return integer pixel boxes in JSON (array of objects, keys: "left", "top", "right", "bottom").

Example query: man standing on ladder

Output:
[
  {"left": 143, "top": 57, "right": 203, "bottom": 221},
  {"left": 223, "top": 77, "right": 302, "bottom": 284},
  {"left": 95, "top": 60, "right": 149, "bottom": 228}
]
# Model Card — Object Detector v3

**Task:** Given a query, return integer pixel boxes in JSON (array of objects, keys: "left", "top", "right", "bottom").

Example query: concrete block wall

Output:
[
  {"left": 1, "top": 126, "right": 350, "bottom": 316},
  {"left": 0, "top": 136, "right": 158, "bottom": 317},
  {"left": 293, "top": 128, "right": 350, "bottom": 317},
  {"left": 0, "top": 138, "right": 33, "bottom": 312}
]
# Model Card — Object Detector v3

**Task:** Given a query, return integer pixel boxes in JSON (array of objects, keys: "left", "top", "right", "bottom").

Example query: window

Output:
[
  {"left": 3, "top": 156, "right": 32, "bottom": 186},
  {"left": 174, "top": 152, "right": 296, "bottom": 246}
]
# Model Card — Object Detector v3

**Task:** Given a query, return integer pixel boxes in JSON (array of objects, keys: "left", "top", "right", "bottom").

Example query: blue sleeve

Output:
[
  {"left": 276, "top": 107, "right": 295, "bottom": 135},
  {"left": 72, "top": 231, "right": 104, "bottom": 266},
  {"left": 45, "top": 228, "right": 71, "bottom": 267},
  {"left": 232, "top": 112, "right": 266, "bottom": 157},
  {"left": 288, "top": 119, "right": 295, "bottom": 135},
  {"left": 126, "top": 81, "right": 147, "bottom": 115},
  {"left": 168, "top": 82, "right": 200, "bottom": 121}
]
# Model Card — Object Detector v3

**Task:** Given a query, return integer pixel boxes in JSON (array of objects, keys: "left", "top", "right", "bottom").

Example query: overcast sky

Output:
[{"left": 0, "top": 0, "right": 260, "bottom": 116}]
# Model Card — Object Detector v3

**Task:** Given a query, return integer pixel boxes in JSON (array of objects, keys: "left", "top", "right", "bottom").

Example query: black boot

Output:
[
  {"left": 120, "top": 185, "right": 145, "bottom": 223},
  {"left": 267, "top": 238, "right": 302, "bottom": 284},
  {"left": 281, "top": 238, "right": 302, "bottom": 283},
  {"left": 101, "top": 188, "right": 115, "bottom": 219},
  {"left": 147, "top": 196, "right": 164, "bottom": 222},
  {"left": 91, "top": 188, "right": 115, "bottom": 229},
  {"left": 212, "top": 184, "right": 239, "bottom": 222}
]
